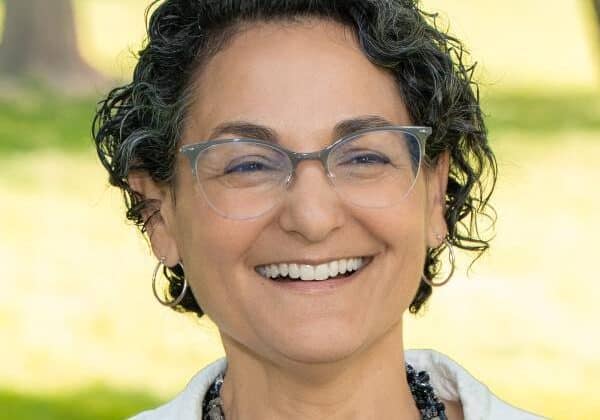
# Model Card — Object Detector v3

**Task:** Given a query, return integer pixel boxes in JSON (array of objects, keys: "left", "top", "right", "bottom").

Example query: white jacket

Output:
[{"left": 131, "top": 349, "right": 546, "bottom": 419}]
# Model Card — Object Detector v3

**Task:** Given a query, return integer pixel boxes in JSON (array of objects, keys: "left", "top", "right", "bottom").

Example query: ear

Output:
[
  {"left": 425, "top": 151, "right": 450, "bottom": 248},
  {"left": 127, "top": 171, "right": 180, "bottom": 267}
]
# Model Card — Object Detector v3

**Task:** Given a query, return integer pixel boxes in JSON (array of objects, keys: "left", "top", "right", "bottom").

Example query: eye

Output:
[
  {"left": 225, "top": 161, "right": 269, "bottom": 174},
  {"left": 342, "top": 151, "right": 391, "bottom": 165},
  {"left": 224, "top": 156, "right": 277, "bottom": 174}
]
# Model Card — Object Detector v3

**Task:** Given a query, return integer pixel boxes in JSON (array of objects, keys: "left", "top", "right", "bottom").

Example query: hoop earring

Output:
[
  {"left": 152, "top": 257, "right": 188, "bottom": 307},
  {"left": 422, "top": 235, "right": 456, "bottom": 287}
]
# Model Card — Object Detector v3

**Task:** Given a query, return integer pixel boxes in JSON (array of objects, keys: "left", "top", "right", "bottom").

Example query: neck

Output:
[{"left": 218, "top": 321, "right": 421, "bottom": 420}]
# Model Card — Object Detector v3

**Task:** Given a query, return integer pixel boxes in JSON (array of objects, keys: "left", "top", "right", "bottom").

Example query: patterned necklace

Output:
[{"left": 202, "top": 363, "right": 448, "bottom": 420}]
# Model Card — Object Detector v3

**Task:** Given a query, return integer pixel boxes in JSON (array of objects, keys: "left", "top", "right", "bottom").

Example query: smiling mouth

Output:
[{"left": 255, "top": 257, "right": 371, "bottom": 282}]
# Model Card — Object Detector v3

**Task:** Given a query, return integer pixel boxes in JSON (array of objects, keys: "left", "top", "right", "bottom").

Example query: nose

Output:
[{"left": 277, "top": 160, "right": 346, "bottom": 243}]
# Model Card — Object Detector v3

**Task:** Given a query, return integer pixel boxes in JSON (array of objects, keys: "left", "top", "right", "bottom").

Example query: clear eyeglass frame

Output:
[{"left": 179, "top": 125, "right": 432, "bottom": 220}]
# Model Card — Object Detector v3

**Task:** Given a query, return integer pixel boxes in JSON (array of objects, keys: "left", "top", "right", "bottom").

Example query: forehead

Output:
[{"left": 183, "top": 18, "right": 411, "bottom": 145}]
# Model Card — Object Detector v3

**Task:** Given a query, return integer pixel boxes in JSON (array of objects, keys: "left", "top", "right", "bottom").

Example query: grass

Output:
[
  {"left": 0, "top": 90, "right": 97, "bottom": 154},
  {"left": 481, "top": 88, "right": 600, "bottom": 135},
  {"left": 0, "top": 385, "right": 160, "bottom": 420}
]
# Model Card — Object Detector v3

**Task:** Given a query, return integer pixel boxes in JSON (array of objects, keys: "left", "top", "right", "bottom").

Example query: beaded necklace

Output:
[{"left": 202, "top": 362, "right": 447, "bottom": 420}]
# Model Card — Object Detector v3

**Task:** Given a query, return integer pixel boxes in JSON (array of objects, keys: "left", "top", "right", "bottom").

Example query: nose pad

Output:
[
  {"left": 277, "top": 161, "right": 346, "bottom": 243},
  {"left": 283, "top": 162, "right": 337, "bottom": 191}
]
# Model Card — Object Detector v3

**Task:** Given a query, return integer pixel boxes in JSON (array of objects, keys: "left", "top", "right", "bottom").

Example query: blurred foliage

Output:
[
  {"left": 0, "top": 385, "right": 160, "bottom": 420},
  {"left": 481, "top": 89, "right": 600, "bottom": 136},
  {"left": 1, "top": 88, "right": 598, "bottom": 156},
  {"left": 0, "top": 90, "right": 96, "bottom": 155}
]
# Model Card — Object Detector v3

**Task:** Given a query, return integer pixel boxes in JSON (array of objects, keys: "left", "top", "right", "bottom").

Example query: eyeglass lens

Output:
[{"left": 193, "top": 129, "right": 422, "bottom": 219}]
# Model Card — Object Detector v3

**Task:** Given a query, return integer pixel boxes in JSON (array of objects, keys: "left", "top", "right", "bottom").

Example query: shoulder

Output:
[
  {"left": 405, "top": 349, "right": 547, "bottom": 420},
  {"left": 128, "top": 358, "right": 227, "bottom": 420}
]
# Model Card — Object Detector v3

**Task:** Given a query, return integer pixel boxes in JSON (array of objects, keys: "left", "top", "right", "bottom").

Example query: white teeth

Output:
[
  {"left": 270, "top": 264, "right": 279, "bottom": 277},
  {"left": 289, "top": 264, "right": 300, "bottom": 279},
  {"left": 315, "top": 264, "right": 329, "bottom": 281},
  {"left": 278, "top": 263, "right": 288, "bottom": 277},
  {"left": 328, "top": 260, "right": 339, "bottom": 277},
  {"left": 339, "top": 259, "right": 347, "bottom": 274},
  {"left": 257, "top": 257, "right": 366, "bottom": 281},
  {"left": 300, "top": 265, "right": 315, "bottom": 281}
]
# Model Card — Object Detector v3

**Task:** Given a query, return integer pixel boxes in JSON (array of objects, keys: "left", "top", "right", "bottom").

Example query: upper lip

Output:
[{"left": 254, "top": 255, "right": 374, "bottom": 267}]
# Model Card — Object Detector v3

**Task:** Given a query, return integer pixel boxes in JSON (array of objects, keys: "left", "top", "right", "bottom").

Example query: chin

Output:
[
  {"left": 281, "top": 340, "right": 364, "bottom": 365},
  {"left": 266, "top": 317, "right": 374, "bottom": 365}
]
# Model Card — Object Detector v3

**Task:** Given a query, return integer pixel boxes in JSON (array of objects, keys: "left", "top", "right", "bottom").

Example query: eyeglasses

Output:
[{"left": 179, "top": 126, "right": 431, "bottom": 220}]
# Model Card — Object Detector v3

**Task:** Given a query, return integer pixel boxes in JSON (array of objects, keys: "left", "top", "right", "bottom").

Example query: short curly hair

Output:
[{"left": 92, "top": 0, "right": 497, "bottom": 317}]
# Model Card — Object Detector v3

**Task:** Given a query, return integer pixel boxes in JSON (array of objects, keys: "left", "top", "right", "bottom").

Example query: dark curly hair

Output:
[{"left": 92, "top": 0, "right": 497, "bottom": 317}]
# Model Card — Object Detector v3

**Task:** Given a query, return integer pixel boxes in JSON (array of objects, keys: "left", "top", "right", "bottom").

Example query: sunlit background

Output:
[{"left": 1, "top": 0, "right": 599, "bottom": 419}]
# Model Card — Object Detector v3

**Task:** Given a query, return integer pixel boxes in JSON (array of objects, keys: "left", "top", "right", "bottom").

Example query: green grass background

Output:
[{"left": 1, "top": 1, "right": 599, "bottom": 419}]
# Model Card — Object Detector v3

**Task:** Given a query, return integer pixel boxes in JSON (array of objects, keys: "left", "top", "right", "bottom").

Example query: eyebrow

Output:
[{"left": 207, "top": 115, "right": 397, "bottom": 143}]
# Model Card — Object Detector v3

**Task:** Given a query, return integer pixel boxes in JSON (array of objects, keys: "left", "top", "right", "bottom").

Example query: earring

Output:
[
  {"left": 422, "top": 234, "right": 456, "bottom": 287},
  {"left": 152, "top": 256, "right": 189, "bottom": 307}
]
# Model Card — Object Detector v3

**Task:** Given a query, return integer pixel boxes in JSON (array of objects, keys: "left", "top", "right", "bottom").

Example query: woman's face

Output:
[{"left": 154, "top": 19, "right": 448, "bottom": 364}]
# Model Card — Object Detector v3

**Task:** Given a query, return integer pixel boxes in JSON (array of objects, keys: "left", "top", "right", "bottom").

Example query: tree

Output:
[{"left": 0, "top": 0, "right": 106, "bottom": 94}]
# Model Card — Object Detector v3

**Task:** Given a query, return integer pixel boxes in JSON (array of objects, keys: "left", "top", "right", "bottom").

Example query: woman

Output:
[{"left": 93, "top": 1, "right": 544, "bottom": 419}]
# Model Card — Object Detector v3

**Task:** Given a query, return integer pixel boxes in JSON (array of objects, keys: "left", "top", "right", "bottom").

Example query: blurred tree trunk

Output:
[
  {"left": 0, "top": 0, "right": 106, "bottom": 94},
  {"left": 594, "top": 0, "right": 600, "bottom": 70}
]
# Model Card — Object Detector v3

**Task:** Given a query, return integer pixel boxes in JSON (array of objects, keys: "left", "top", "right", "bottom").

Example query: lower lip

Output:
[{"left": 263, "top": 261, "right": 370, "bottom": 294}]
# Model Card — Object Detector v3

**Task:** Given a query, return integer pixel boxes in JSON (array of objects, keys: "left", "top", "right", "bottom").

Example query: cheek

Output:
[
  {"left": 173, "top": 190, "right": 267, "bottom": 313},
  {"left": 174, "top": 170, "right": 261, "bottom": 266},
  {"left": 357, "top": 185, "right": 428, "bottom": 301},
  {"left": 360, "top": 181, "right": 429, "bottom": 252}
]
